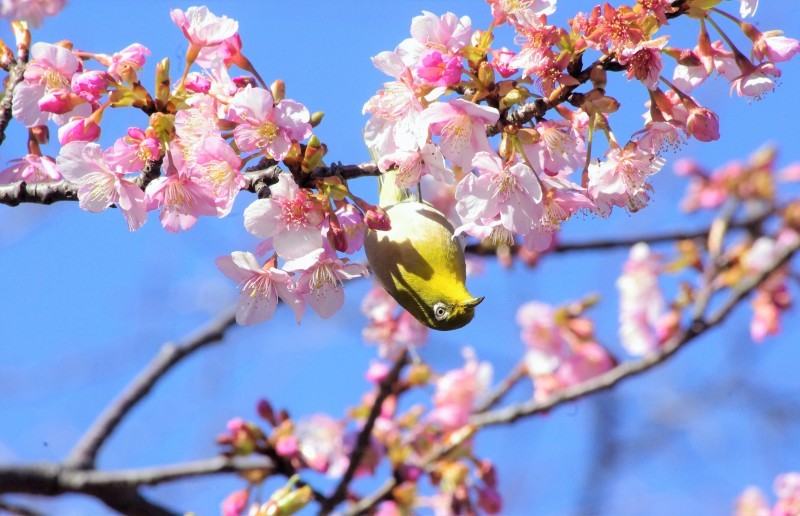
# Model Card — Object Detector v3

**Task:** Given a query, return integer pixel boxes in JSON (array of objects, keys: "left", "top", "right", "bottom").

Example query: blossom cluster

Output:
[
  {"left": 516, "top": 297, "right": 616, "bottom": 402},
  {"left": 2, "top": 0, "right": 797, "bottom": 325},
  {"left": 217, "top": 348, "right": 501, "bottom": 514},
  {"left": 361, "top": 0, "right": 800, "bottom": 260}
]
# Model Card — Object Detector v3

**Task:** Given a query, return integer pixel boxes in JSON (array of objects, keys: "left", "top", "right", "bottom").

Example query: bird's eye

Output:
[{"left": 433, "top": 302, "right": 450, "bottom": 321}]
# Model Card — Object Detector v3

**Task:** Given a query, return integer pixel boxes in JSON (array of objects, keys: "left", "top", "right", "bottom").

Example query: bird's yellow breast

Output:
[{"left": 364, "top": 201, "right": 475, "bottom": 329}]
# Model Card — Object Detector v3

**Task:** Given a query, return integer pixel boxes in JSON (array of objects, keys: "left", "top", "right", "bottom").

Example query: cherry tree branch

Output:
[
  {"left": 471, "top": 240, "right": 799, "bottom": 427},
  {"left": 463, "top": 209, "right": 771, "bottom": 257},
  {"left": 66, "top": 306, "right": 237, "bottom": 470},
  {"left": 0, "top": 49, "right": 28, "bottom": 145},
  {"left": 0, "top": 456, "right": 270, "bottom": 516},
  {"left": 322, "top": 349, "right": 411, "bottom": 513},
  {"left": 347, "top": 238, "right": 800, "bottom": 513}
]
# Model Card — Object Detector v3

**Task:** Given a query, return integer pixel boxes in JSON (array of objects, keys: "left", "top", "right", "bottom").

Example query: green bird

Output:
[{"left": 364, "top": 166, "right": 484, "bottom": 331}]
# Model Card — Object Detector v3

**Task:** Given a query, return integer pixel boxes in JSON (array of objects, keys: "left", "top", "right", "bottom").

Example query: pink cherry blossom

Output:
[
  {"left": 617, "top": 243, "right": 665, "bottom": 356},
  {"left": 325, "top": 203, "right": 366, "bottom": 255},
  {"left": 103, "top": 127, "right": 163, "bottom": 173},
  {"left": 588, "top": 145, "right": 665, "bottom": 216},
  {"left": 416, "top": 49, "right": 463, "bottom": 87},
  {"left": 284, "top": 248, "right": 369, "bottom": 319},
  {"left": 362, "top": 285, "right": 428, "bottom": 358},
  {"left": 731, "top": 62, "right": 780, "bottom": 99},
  {"left": 488, "top": 0, "right": 556, "bottom": 28},
  {"left": 0, "top": 154, "right": 61, "bottom": 184},
  {"left": 0, "top": 0, "right": 65, "bottom": 28},
  {"left": 516, "top": 301, "right": 570, "bottom": 375},
  {"left": 227, "top": 85, "right": 311, "bottom": 160},
  {"left": 396, "top": 11, "right": 472, "bottom": 68},
  {"left": 294, "top": 414, "right": 348, "bottom": 476},
  {"left": 170, "top": 6, "right": 239, "bottom": 49},
  {"left": 197, "top": 33, "right": 242, "bottom": 69},
  {"left": 456, "top": 151, "right": 543, "bottom": 235},
  {"left": 431, "top": 347, "right": 492, "bottom": 432},
  {"left": 145, "top": 147, "right": 218, "bottom": 233},
  {"left": 184, "top": 72, "right": 212, "bottom": 93},
  {"left": 378, "top": 142, "right": 453, "bottom": 188},
  {"left": 752, "top": 31, "right": 800, "bottom": 63},
  {"left": 243, "top": 174, "right": 324, "bottom": 260},
  {"left": 618, "top": 37, "right": 667, "bottom": 91},
  {"left": 12, "top": 42, "right": 91, "bottom": 127},
  {"left": 56, "top": 142, "right": 146, "bottom": 231},
  {"left": 215, "top": 251, "right": 304, "bottom": 325},
  {"left": 420, "top": 99, "right": 500, "bottom": 173},
  {"left": 490, "top": 47, "right": 519, "bottom": 78},
  {"left": 108, "top": 43, "right": 150, "bottom": 83},
  {"left": 71, "top": 70, "right": 111, "bottom": 103},
  {"left": 193, "top": 136, "right": 244, "bottom": 216},
  {"left": 524, "top": 118, "right": 587, "bottom": 177},
  {"left": 175, "top": 94, "right": 222, "bottom": 164},
  {"left": 363, "top": 51, "right": 428, "bottom": 155}
]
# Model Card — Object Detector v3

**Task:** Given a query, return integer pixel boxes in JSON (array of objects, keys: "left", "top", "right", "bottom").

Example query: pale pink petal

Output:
[
  {"left": 243, "top": 198, "right": 282, "bottom": 239},
  {"left": 236, "top": 285, "right": 278, "bottom": 325}
]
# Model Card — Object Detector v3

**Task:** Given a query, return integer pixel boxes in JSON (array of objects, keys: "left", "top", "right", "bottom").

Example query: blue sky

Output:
[{"left": 2, "top": 1, "right": 800, "bottom": 514}]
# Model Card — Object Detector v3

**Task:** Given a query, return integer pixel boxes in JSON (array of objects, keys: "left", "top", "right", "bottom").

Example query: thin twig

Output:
[
  {"left": 463, "top": 210, "right": 771, "bottom": 257},
  {"left": 66, "top": 306, "right": 237, "bottom": 470},
  {"left": 0, "top": 48, "right": 28, "bottom": 145},
  {"left": 322, "top": 349, "right": 410, "bottom": 513}
]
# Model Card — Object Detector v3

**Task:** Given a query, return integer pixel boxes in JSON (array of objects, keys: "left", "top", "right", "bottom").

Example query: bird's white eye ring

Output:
[{"left": 433, "top": 302, "right": 450, "bottom": 321}]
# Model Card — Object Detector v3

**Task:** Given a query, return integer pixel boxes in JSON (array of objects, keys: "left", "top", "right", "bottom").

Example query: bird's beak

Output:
[{"left": 464, "top": 296, "right": 485, "bottom": 308}]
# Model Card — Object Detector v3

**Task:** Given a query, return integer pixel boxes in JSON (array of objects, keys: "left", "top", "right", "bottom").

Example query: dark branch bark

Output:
[
  {"left": 321, "top": 349, "right": 410, "bottom": 513},
  {"left": 0, "top": 50, "right": 28, "bottom": 145},
  {"left": 66, "top": 306, "right": 237, "bottom": 470}
]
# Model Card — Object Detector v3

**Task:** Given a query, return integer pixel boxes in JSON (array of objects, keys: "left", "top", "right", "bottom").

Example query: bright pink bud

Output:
[
  {"left": 221, "top": 489, "right": 248, "bottom": 516},
  {"left": 753, "top": 32, "right": 800, "bottom": 63},
  {"left": 57, "top": 117, "right": 101, "bottom": 145},
  {"left": 185, "top": 72, "right": 212, "bottom": 93},
  {"left": 686, "top": 106, "right": 720, "bottom": 142},
  {"left": 275, "top": 435, "right": 298, "bottom": 457},
  {"left": 416, "top": 49, "right": 463, "bottom": 86},
  {"left": 365, "top": 206, "right": 391, "bottom": 231},
  {"left": 38, "top": 89, "right": 84, "bottom": 114},
  {"left": 71, "top": 70, "right": 110, "bottom": 102},
  {"left": 491, "top": 47, "right": 518, "bottom": 78},
  {"left": 365, "top": 361, "right": 390, "bottom": 383}
]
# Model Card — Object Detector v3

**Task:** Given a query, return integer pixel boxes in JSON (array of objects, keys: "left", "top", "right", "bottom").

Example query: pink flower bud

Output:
[
  {"left": 257, "top": 398, "right": 276, "bottom": 425},
  {"left": 71, "top": 70, "right": 110, "bottom": 102},
  {"left": 57, "top": 117, "right": 101, "bottom": 145},
  {"left": 365, "top": 361, "right": 390, "bottom": 383},
  {"left": 477, "top": 486, "right": 503, "bottom": 514},
  {"left": 275, "top": 435, "right": 298, "bottom": 457},
  {"left": 686, "top": 106, "right": 720, "bottom": 142},
  {"left": 232, "top": 75, "right": 257, "bottom": 88},
  {"left": 221, "top": 489, "right": 248, "bottom": 516},
  {"left": 491, "top": 47, "right": 518, "bottom": 78},
  {"left": 416, "top": 49, "right": 463, "bottom": 87},
  {"left": 365, "top": 206, "right": 391, "bottom": 231},
  {"left": 38, "top": 89, "right": 83, "bottom": 114},
  {"left": 185, "top": 72, "right": 212, "bottom": 93}
]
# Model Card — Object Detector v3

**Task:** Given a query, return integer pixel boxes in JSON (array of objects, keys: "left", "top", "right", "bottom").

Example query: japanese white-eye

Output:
[{"left": 364, "top": 168, "right": 484, "bottom": 331}]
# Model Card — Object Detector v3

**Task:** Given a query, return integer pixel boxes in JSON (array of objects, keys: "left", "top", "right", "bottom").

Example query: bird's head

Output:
[{"left": 394, "top": 273, "right": 484, "bottom": 331}]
